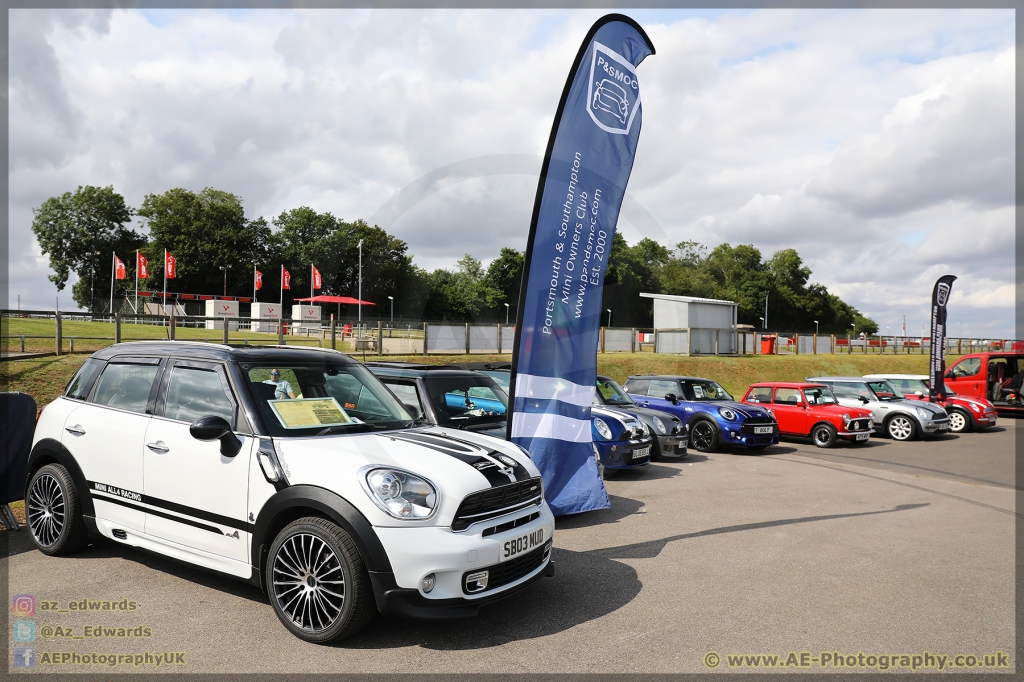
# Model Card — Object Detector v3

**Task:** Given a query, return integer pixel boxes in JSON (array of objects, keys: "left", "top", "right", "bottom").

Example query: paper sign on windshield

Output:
[
  {"left": 269, "top": 397, "right": 351, "bottom": 429},
  {"left": 692, "top": 385, "right": 705, "bottom": 399}
]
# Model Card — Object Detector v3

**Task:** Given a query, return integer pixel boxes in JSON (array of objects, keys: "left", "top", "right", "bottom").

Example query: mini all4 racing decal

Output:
[
  {"left": 88, "top": 481, "right": 248, "bottom": 536},
  {"left": 388, "top": 432, "right": 531, "bottom": 486}
]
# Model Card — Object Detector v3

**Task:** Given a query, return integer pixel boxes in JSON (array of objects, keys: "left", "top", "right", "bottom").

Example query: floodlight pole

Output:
[
  {"left": 358, "top": 239, "right": 364, "bottom": 327},
  {"left": 220, "top": 265, "right": 232, "bottom": 297},
  {"left": 504, "top": 302, "right": 510, "bottom": 325},
  {"left": 606, "top": 309, "right": 612, "bottom": 327}
]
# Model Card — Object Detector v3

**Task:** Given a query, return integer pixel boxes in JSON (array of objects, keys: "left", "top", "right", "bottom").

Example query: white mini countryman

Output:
[{"left": 28, "top": 342, "right": 554, "bottom": 642}]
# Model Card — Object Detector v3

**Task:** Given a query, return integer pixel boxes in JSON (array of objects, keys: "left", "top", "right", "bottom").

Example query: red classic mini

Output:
[{"left": 741, "top": 382, "right": 874, "bottom": 448}]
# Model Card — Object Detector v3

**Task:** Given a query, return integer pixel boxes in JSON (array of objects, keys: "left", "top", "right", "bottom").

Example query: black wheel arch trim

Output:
[
  {"left": 250, "top": 485, "right": 393, "bottom": 587},
  {"left": 27, "top": 438, "right": 94, "bottom": 517}
]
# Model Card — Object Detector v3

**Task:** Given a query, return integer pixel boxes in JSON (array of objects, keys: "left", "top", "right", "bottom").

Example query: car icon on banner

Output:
[
  {"left": 593, "top": 79, "right": 629, "bottom": 124},
  {"left": 587, "top": 42, "right": 641, "bottom": 134}
]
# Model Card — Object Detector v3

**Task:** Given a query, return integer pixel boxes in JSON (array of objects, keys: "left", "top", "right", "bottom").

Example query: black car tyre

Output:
[
  {"left": 886, "top": 415, "right": 918, "bottom": 441},
  {"left": 812, "top": 423, "right": 837, "bottom": 449},
  {"left": 947, "top": 409, "right": 971, "bottom": 433},
  {"left": 267, "top": 517, "right": 374, "bottom": 644},
  {"left": 689, "top": 420, "right": 719, "bottom": 453},
  {"left": 27, "top": 464, "right": 89, "bottom": 556},
  {"left": 649, "top": 436, "right": 663, "bottom": 462}
]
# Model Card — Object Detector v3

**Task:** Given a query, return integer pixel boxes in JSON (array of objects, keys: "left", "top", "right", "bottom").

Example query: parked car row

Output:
[{"left": 22, "top": 342, "right": 1000, "bottom": 648}]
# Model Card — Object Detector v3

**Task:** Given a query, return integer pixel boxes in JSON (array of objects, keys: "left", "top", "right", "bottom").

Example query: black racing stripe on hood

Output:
[
  {"left": 438, "top": 433, "right": 533, "bottom": 482},
  {"left": 389, "top": 433, "right": 514, "bottom": 487}
]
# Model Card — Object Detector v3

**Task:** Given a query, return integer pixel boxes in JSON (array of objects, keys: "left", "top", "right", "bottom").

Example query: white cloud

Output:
[{"left": 8, "top": 8, "right": 1015, "bottom": 336}]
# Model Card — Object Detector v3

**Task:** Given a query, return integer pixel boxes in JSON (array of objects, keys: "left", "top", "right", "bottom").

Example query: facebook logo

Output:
[{"left": 13, "top": 646, "right": 35, "bottom": 668}]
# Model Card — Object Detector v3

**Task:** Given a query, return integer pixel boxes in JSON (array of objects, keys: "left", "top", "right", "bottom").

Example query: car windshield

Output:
[
  {"left": 867, "top": 380, "right": 905, "bottom": 400},
  {"left": 889, "top": 378, "right": 929, "bottom": 395},
  {"left": 803, "top": 386, "right": 837, "bottom": 405},
  {"left": 481, "top": 370, "right": 510, "bottom": 392},
  {"left": 245, "top": 363, "right": 412, "bottom": 437},
  {"left": 423, "top": 376, "right": 508, "bottom": 426},
  {"left": 681, "top": 380, "right": 733, "bottom": 401},
  {"left": 596, "top": 377, "right": 634, "bottom": 406}
]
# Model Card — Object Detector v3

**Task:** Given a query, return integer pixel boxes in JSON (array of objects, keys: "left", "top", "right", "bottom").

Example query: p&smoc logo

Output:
[
  {"left": 586, "top": 42, "right": 641, "bottom": 135},
  {"left": 12, "top": 594, "right": 35, "bottom": 617}
]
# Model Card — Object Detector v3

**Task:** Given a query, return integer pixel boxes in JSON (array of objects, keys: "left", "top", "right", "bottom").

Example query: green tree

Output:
[
  {"left": 137, "top": 188, "right": 270, "bottom": 297},
  {"left": 31, "top": 185, "right": 144, "bottom": 310},
  {"left": 484, "top": 247, "right": 524, "bottom": 321},
  {"left": 423, "top": 255, "right": 503, "bottom": 321}
]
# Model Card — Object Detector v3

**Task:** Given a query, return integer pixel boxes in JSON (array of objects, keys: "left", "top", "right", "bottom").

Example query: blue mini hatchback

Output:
[{"left": 622, "top": 375, "right": 779, "bottom": 453}]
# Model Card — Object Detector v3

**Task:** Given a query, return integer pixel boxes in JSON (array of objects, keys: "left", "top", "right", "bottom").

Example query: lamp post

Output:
[
  {"left": 219, "top": 265, "right": 232, "bottom": 297},
  {"left": 357, "top": 239, "right": 364, "bottom": 327},
  {"left": 90, "top": 250, "right": 101, "bottom": 313},
  {"left": 763, "top": 292, "right": 769, "bottom": 329},
  {"left": 814, "top": 320, "right": 819, "bottom": 335},
  {"left": 606, "top": 309, "right": 612, "bottom": 327},
  {"left": 504, "top": 302, "right": 510, "bottom": 325},
  {"left": 388, "top": 295, "right": 394, "bottom": 323},
  {"left": 759, "top": 316, "right": 764, "bottom": 330}
]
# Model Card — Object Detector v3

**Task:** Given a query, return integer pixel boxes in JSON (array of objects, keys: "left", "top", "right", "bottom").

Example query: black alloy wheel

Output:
[
  {"left": 812, "top": 423, "right": 837, "bottom": 449},
  {"left": 267, "top": 517, "right": 374, "bottom": 643},
  {"left": 26, "top": 464, "right": 89, "bottom": 555},
  {"left": 689, "top": 420, "right": 719, "bottom": 453}
]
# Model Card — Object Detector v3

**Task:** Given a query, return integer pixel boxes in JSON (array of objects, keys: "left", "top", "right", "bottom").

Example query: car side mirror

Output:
[
  {"left": 944, "top": 370, "right": 954, "bottom": 379},
  {"left": 664, "top": 393, "right": 679, "bottom": 405},
  {"left": 915, "top": 391, "right": 924, "bottom": 396},
  {"left": 190, "top": 415, "right": 242, "bottom": 457},
  {"left": 858, "top": 396, "right": 870, "bottom": 404},
  {"left": 403, "top": 403, "right": 422, "bottom": 418}
]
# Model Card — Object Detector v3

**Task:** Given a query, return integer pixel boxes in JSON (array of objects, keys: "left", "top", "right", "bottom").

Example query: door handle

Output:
[
  {"left": 146, "top": 441, "right": 170, "bottom": 454},
  {"left": 65, "top": 425, "right": 86, "bottom": 436}
]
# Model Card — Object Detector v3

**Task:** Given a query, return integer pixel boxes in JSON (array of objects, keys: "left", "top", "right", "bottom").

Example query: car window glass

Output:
[
  {"left": 623, "top": 379, "right": 650, "bottom": 396},
  {"left": 803, "top": 387, "right": 837, "bottom": 405},
  {"left": 746, "top": 387, "right": 772, "bottom": 403},
  {"left": 831, "top": 382, "right": 870, "bottom": 400},
  {"left": 951, "top": 358, "right": 981, "bottom": 377},
  {"left": 867, "top": 380, "right": 903, "bottom": 398},
  {"left": 649, "top": 380, "right": 679, "bottom": 398},
  {"left": 596, "top": 378, "right": 632, "bottom": 406},
  {"left": 250, "top": 368, "right": 303, "bottom": 399},
  {"left": 164, "top": 367, "right": 235, "bottom": 424},
  {"left": 423, "top": 377, "right": 507, "bottom": 424},
  {"left": 65, "top": 358, "right": 104, "bottom": 400},
  {"left": 90, "top": 363, "right": 159, "bottom": 414},
  {"left": 681, "top": 380, "right": 733, "bottom": 401},
  {"left": 382, "top": 381, "right": 422, "bottom": 413},
  {"left": 774, "top": 388, "right": 802, "bottom": 405}
]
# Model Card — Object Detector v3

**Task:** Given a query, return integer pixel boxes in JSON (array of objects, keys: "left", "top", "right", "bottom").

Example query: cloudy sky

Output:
[{"left": 9, "top": 7, "right": 1015, "bottom": 337}]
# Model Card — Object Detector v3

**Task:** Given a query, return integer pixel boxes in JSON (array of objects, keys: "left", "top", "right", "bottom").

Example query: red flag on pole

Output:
[
  {"left": 114, "top": 256, "right": 127, "bottom": 280},
  {"left": 255, "top": 269, "right": 263, "bottom": 291},
  {"left": 312, "top": 266, "right": 322, "bottom": 290},
  {"left": 137, "top": 252, "right": 149, "bottom": 279},
  {"left": 165, "top": 252, "right": 177, "bottom": 279},
  {"left": 282, "top": 267, "right": 291, "bottom": 290}
]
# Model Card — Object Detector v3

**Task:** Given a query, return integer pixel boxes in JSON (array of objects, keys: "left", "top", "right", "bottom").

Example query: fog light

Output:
[
  {"left": 464, "top": 570, "right": 489, "bottom": 593},
  {"left": 730, "top": 431, "right": 738, "bottom": 438},
  {"left": 421, "top": 573, "right": 435, "bottom": 593}
]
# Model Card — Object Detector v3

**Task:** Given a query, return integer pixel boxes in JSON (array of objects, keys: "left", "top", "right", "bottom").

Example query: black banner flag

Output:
[{"left": 928, "top": 275, "right": 956, "bottom": 401}]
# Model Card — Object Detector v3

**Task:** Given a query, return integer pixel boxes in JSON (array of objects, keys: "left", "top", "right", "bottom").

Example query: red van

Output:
[{"left": 944, "top": 351, "right": 1024, "bottom": 414}]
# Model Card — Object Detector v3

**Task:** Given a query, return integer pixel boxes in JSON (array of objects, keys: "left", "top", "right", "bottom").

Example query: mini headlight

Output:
[
  {"left": 718, "top": 407, "right": 737, "bottom": 421},
  {"left": 594, "top": 418, "right": 613, "bottom": 440},
  {"left": 360, "top": 467, "right": 438, "bottom": 520},
  {"left": 970, "top": 402, "right": 981, "bottom": 412},
  {"left": 652, "top": 416, "right": 667, "bottom": 434},
  {"left": 914, "top": 407, "right": 929, "bottom": 420},
  {"left": 842, "top": 413, "right": 851, "bottom": 426},
  {"left": 868, "top": 417, "right": 874, "bottom": 428}
]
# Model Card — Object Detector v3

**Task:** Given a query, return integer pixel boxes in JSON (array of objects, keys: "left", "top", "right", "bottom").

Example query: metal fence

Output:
[{"left": 2, "top": 309, "right": 1020, "bottom": 359}]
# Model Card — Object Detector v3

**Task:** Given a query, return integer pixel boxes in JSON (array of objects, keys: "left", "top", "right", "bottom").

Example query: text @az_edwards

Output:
[{"left": 703, "top": 650, "right": 1010, "bottom": 672}]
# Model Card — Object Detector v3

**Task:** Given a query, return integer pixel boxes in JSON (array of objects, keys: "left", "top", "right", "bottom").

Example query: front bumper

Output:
[
  {"left": 721, "top": 423, "right": 779, "bottom": 447},
  {"left": 372, "top": 503, "right": 555, "bottom": 611},
  {"left": 920, "top": 417, "right": 950, "bottom": 434},
  {"left": 837, "top": 428, "right": 872, "bottom": 441},
  {"left": 972, "top": 410, "right": 998, "bottom": 428},
  {"left": 596, "top": 438, "right": 653, "bottom": 469},
  {"left": 656, "top": 434, "right": 688, "bottom": 457}
]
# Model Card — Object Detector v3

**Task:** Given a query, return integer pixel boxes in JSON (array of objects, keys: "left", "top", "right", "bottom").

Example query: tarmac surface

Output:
[{"left": 5, "top": 420, "right": 1016, "bottom": 675}]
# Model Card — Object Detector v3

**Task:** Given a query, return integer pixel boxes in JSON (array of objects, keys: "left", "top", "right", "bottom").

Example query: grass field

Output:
[{"left": 3, "top": 349, "right": 949, "bottom": 416}]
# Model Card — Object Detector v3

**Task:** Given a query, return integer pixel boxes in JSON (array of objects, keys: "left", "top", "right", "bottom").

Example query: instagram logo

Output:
[{"left": 12, "top": 594, "right": 35, "bottom": 617}]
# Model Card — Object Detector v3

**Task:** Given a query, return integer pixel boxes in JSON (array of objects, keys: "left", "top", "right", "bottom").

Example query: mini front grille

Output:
[
  {"left": 462, "top": 540, "right": 551, "bottom": 595},
  {"left": 850, "top": 419, "right": 870, "bottom": 431},
  {"left": 482, "top": 511, "right": 540, "bottom": 538},
  {"left": 740, "top": 418, "right": 777, "bottom": 435},
  {"left": 452, "top": 478, "right": 543, "bottom": 532}
]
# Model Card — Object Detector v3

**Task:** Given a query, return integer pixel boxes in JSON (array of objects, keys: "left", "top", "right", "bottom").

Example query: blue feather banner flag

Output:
[{"left": 507, "top": 15, "right": 655, "bottom": 516}]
